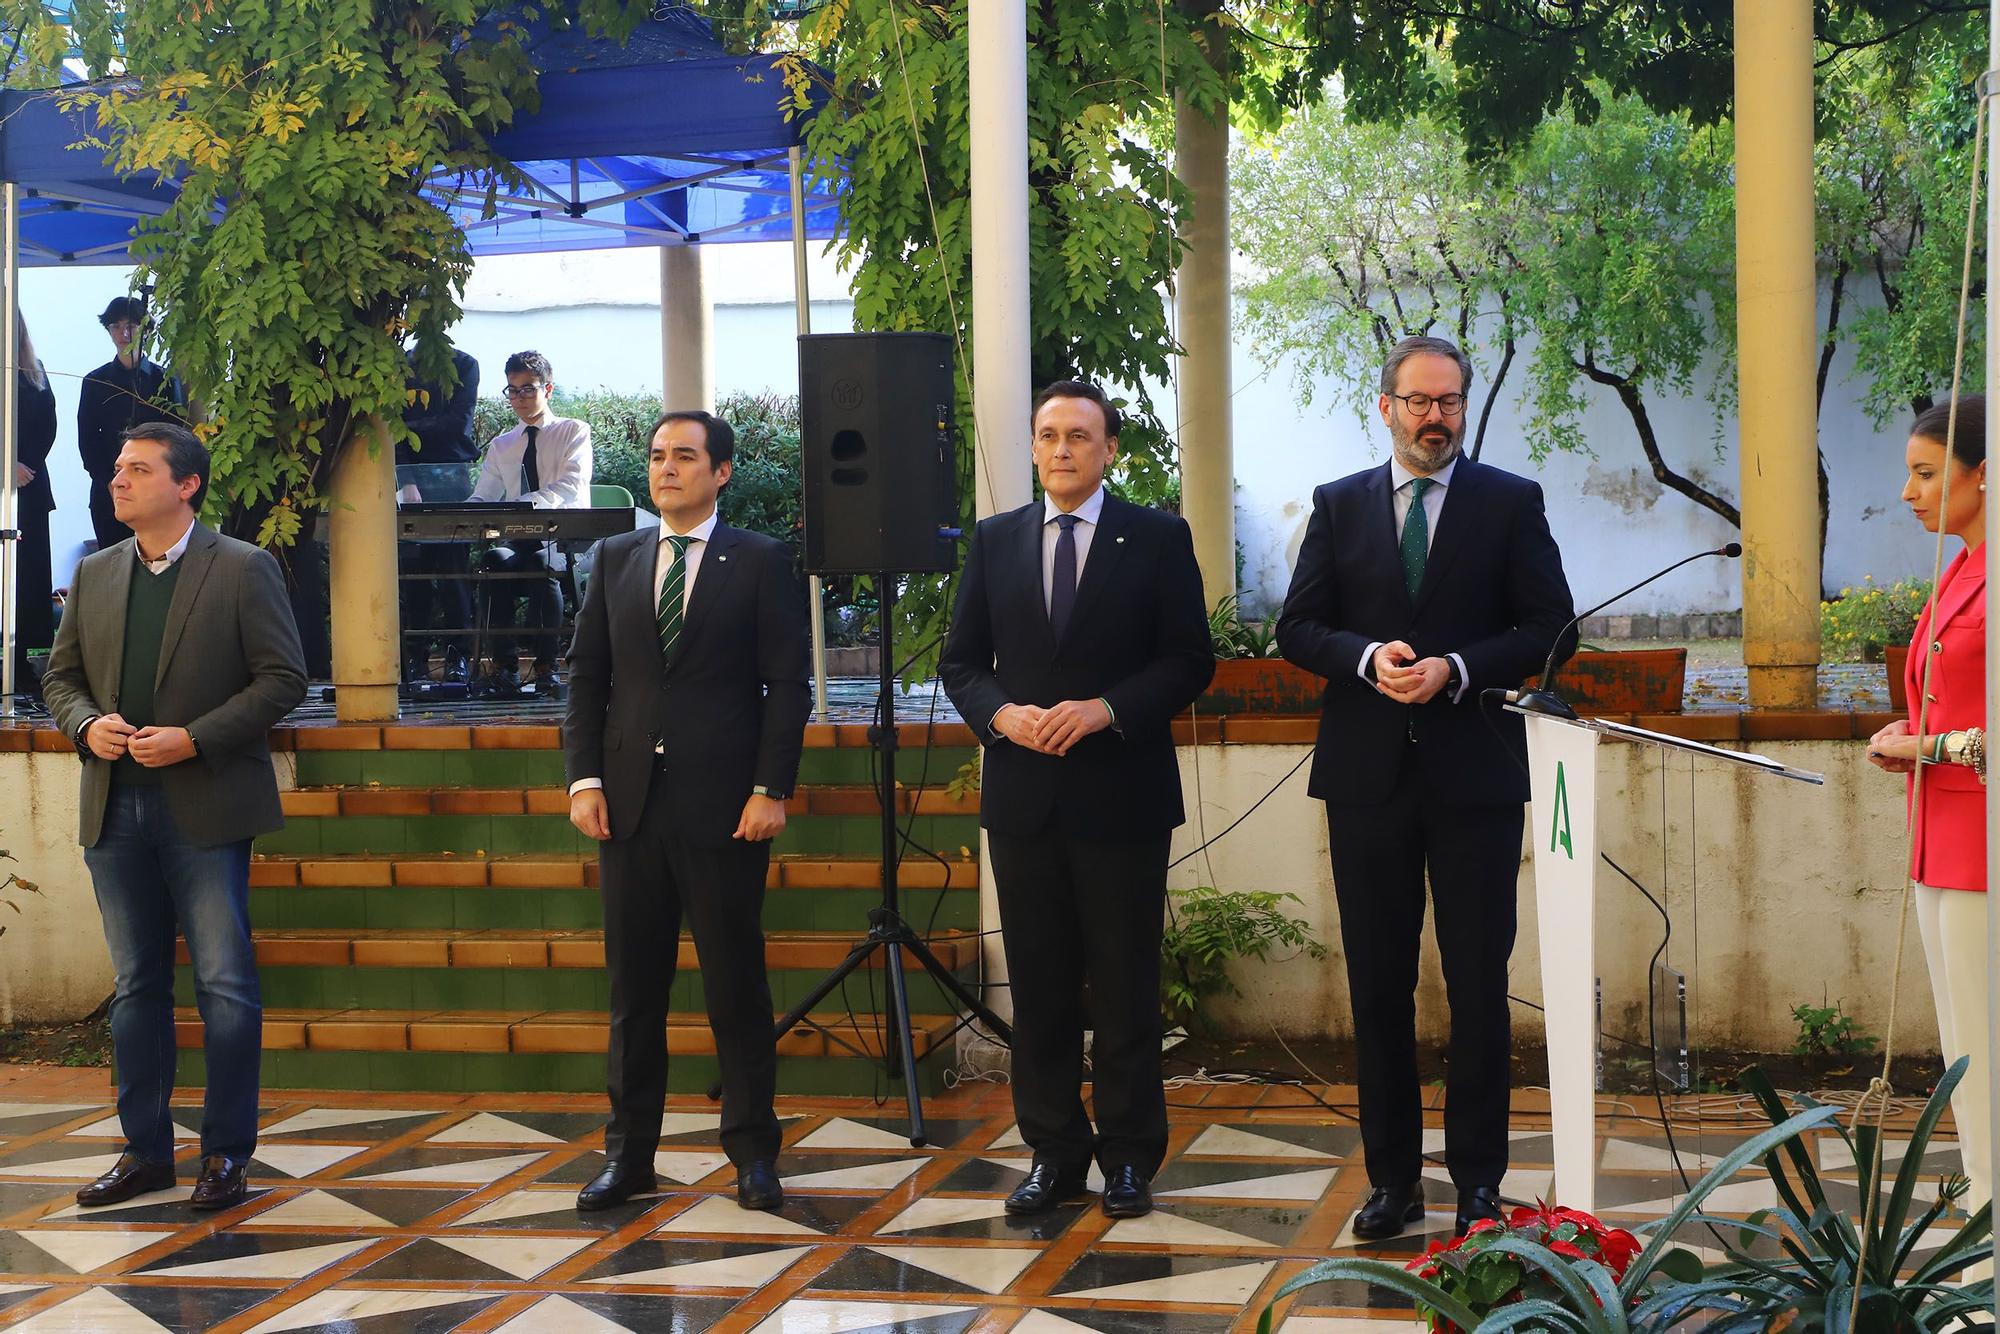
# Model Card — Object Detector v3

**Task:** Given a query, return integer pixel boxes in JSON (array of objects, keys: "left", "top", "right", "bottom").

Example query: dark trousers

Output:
[
  {"left": 479, "top": 542, "right": 560, "bottom": 671},
  {"left": 599, "top": 773, "right": 779, "bottom": 1168},
  {"left": 987, "top": 830, "right": 1171, "bottom": 1176},
  {"left": 1325, "top": 760, "right": 1523, "bottom": 1191},
  {"left": 398, "top": 542, "right": 471, "bottom": 666},
  {"left": 87, "top": 475, "right": 132, "bottom": 552},
  {"left": 82, "top": 785, "right": 260, "bottom": 1163},
  {"left": 8, "top": 504, "right": 52, "bottom": 695}
]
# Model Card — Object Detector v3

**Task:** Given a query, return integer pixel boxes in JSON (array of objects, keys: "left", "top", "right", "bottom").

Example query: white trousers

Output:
[{"left": 1914, "top": 883, "right": 1993, "bottom": 1225}]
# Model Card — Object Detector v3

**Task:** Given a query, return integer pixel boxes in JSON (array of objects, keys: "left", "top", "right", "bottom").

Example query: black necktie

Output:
[
  {"left": 520, "top": 424, "right": 541, "bottom": 496},
  {"left": 1049, "top": 513, "right": 1081, "bottom": 642}
]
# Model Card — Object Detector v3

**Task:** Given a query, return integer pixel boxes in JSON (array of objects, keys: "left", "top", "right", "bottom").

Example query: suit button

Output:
[
  {"left": 1931, "top": 642, "right": 1943, "bottom": 653},
  {"left": 1927, "top": 694, "right": 1938, "bottom": 703}
]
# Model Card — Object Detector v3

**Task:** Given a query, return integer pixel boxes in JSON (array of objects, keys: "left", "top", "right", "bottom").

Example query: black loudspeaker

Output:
[{"left": 799, "top": 332, "right": 958, "bottom": 574}]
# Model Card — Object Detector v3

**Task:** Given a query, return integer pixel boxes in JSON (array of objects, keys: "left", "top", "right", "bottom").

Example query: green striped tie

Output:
[
  {"left": 658, "top": 535, "right": 691, "bottom": 664},
  {"left": 1401, "top": 477, "right": 1434, "bottom": 599}
]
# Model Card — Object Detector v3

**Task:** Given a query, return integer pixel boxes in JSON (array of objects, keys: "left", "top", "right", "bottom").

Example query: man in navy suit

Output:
[
  {"left": 1277, "top": 336, "right": 1575, "bottom": 1240},
  {"left": 941, "top": 380, "right": 1214, "bottom": 1221}
]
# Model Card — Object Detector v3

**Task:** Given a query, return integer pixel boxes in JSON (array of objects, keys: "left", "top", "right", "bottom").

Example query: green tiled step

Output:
[
  {"left": 253, "top": 811, "right": 981, "bottom": 859},
  {"left": 246, "top": 855, "right": 979, "bottom": 933},
  {"left": 170, "top": 1008, "right": 960, "bottom": 1096},
  {"left": 173, "top": 929, "right": 985, "bottom": 1016},
  {"left": 290, "top": 746, "right": 980, "bottom": 791}
]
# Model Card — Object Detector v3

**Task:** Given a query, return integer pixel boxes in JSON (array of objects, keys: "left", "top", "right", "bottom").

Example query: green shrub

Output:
[{"left": 1820, "top": 576, "right": 1930, "bottom": 663}]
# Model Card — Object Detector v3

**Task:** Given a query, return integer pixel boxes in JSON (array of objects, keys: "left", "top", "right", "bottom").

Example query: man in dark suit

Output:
[
  {"left": 941, "top": 380, "right": 1214, "bottom": 1221},
  {"left": 42, "top": 422, "right": 307, "bottom": 1212},
  {"left": 1277, "top": 335, "right": 1575, "bottom": 1239},
  {"left": 563, "top": 409, "right": 810, "bottom": 1214},
  {"left": 77, "top": 297, "right": 181, "bottom": 553}
]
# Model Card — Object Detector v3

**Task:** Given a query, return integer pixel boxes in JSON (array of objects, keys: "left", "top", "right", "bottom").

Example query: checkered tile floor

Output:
[{"left": 0, "top": 1071, "right": 1972, "bottom": 1332}]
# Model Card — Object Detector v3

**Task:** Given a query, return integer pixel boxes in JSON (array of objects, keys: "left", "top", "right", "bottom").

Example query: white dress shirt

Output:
[
  {"left": 1042, "top": 484, "right": 1106, "bottom": 613},
  {"left": 1360, "top": 455, "right": 1470, "bottom": 703},
  {"left": 136, "top": 517, "right": 196, "bottom": 574},
  {"left": 468, "top": 414, "right": 594, "bottom": 508},
  {"left": 568, "top": 510, "right": 719, "bottom": 796}
]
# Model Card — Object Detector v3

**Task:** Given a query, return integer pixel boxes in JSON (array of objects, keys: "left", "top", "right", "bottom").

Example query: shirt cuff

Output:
[
  {"left": 568, "top": 777, "right": 603, "bottom": 796},
  {"left": 1098, "top": 696, "right": 1121, "bottom": 734},
  {"left": 1448, "top": 652, "right": 1471, "bottom": 705},
  {"left": 1358, "top": 642, "right": 1383, "bottom": 683},
  {"left": 984, "top": 704, "right": 1010, "bottom": 743}
]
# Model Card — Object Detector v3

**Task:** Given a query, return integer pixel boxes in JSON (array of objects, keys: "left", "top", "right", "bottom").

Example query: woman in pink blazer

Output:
[{"left": 1867, "top": 394, "right": 1987, "bottom": 1220}]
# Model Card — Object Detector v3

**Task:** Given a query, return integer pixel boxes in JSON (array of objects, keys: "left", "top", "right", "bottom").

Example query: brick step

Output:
[
  {"left": 248, "top": 854, "right": 978, "bottom": 891},
  {"left": 176, "top": 928, "right": 981, "bottom": 972},
  {"left": 279, "top": 785, "right": 978, "bottom": 819},
  {"left": 174, "top": 1007, "right": 960, "bottom": 1060}
]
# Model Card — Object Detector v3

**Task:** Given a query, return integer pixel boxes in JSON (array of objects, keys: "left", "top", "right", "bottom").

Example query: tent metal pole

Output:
[
  {"left": 791, "top": 145, "right": 828, "bottom": 721},
  {"left": 1, "top": 181, "right": 18, "bottom": 718}
]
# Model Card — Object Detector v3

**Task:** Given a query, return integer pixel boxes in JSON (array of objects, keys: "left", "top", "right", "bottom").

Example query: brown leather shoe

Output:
[
  {"left": 189, "top": 1155, "right": 249, "bottom": 1211},
  {"left": 75, "top": 1151, "right": 176, "bottom": 1207}
]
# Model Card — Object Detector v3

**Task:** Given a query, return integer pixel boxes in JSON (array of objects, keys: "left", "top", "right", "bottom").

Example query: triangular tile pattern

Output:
[
  {"left": 1060, "top": 1257, "right": 1278, "bottom": 1304},
  {"left": 425, "top": 1113, "right": 569, "bottom": 1146},
  {"left": 1101, "top": 1209, "right": 1277, "bottom": 1249},
  {"left": 14, "top": 1229, "right": 168, "bottom": 1273},
  {"left": 492, "top": 1294, "right": 639, "bottom": 1334},
  {"left": 782, "top": 1158, "right": 927, "bottom": 1191},
  {"left": 250, "top": 1144, "right": 372, "bottom": 1179},
  {"left": 7, "top": 1286, "right": 171, "bottom": 1332},
  {"left": 242, "top": 1288, "right": 494, "bottom": 1334},
  {"left": 582, "top": 1241, "right": 814, "bottom": 1290},
  {"left": 260, "top": 1108, "right": 436, "bottom": 1138},
  {"left": 348, "top": 1149, "right": 549, "bottom": 1185},
  {"left": 138, "top": 1234, "right": 375, "bottom": 1281},
  {"left": 862, "top": 1244, "right": 1039, "bottom": 1294},
  {"left": 67, "top": 1115, "right": 198, "bottom": 1143},
  {"left": 747, "top": 1298, "right": 978, "bottom": 1334},
  {"left": 1183, "top": 1125, "right": 1338, "bottom": 1160}
]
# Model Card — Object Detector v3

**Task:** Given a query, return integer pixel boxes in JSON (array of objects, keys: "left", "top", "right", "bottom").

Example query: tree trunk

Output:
[{"left": 1577, "top": 357, "right": 1741, "bottom": 526}]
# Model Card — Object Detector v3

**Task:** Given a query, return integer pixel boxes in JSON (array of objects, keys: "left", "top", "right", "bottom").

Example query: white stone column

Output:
[{"left": 659, "top": 244, "right": 713, "bottom": 412}]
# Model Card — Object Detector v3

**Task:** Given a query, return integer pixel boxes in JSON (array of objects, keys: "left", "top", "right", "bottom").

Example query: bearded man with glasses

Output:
[{"left": 1276, "top": 335, "right": 1576, "bottom": 1241}]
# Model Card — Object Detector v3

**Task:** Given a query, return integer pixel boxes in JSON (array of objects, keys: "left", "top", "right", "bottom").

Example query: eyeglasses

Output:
[
  {"left": 1388, "top": 392, "right": 1467, "bottom": 417},
  {"left": 501, "top": 383, "right": 547, "bottom": 400}
]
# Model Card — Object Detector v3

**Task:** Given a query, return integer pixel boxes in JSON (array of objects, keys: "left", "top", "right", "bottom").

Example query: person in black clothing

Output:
[
  {"left": 398, "top": 344, "right": 479, "bottom": 684},
  {"left": 9, "top": 316, "right": 58, "bottom": 701},
  {"left": 77, "top": 297, "right": 180, "bottom": 552}
]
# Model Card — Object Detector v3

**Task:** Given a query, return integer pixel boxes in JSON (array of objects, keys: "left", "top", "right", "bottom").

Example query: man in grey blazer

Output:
[{"left": 42, "top": 423, "right": 307, "bottom": 1212}]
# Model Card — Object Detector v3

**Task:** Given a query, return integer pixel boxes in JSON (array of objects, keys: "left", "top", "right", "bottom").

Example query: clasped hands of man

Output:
[
  {"left": 988, "top": 698, "right": 1113, "bottom": 756},
  {"left": 84, "top": 713, "right": 198, "bottom": 766},
  {"left": 1370, "top": 640, "right": 1453, "bottom": 706}
]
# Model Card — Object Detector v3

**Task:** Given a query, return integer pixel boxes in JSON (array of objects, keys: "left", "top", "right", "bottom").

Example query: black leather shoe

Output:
[
  {"left": 1005, "top": 1161, "right": 1088, "bottom": 1215},
  {"left": 1100, "top": 1165, "right": 1153, "bottom": 1219},
  {"left": 441, "top": 650, "right": 470, "bottom": 684},
  {"left": 75, "top": 1152, "right": 176, "bottom": 1207},
  {"left": 1454, "top": 1185, "right": 1504, "bottom": 1236},
  {"left": 576, "top": 1162, "right": 657, "bottom": 1212},
  {"left": 736, "top": 1160, "right": 783, "bottom": 1211},
  {"left": 1352, "top": 1182, "right": 1425, "bottom": 1240},
  {"left": 189, "top": 1155, "right": 249, "bottom": 1211}
]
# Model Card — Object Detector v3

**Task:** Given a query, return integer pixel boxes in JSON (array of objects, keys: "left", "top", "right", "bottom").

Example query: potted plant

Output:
[
  {"left": 1160, "top": 886, "right": 1326, "bottom": 1031},
  {"left": 1821, "top": 578, "right": 1930, "bottom": 712},
  {"left": 1544, "top": 645, "right": 1689, "bottom": 715},
  {"left": 1197, "top": 595, "right": 1324, "bottom": 715}
]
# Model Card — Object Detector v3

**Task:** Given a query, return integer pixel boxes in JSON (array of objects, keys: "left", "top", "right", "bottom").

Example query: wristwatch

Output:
[{"left": 752, "top": 784, "right": 790, "bottom": 802}]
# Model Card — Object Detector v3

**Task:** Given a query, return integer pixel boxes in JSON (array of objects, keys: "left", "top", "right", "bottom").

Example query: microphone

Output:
[{"left": 1510, "top": 543, "right": 1742, "bottom": 719}]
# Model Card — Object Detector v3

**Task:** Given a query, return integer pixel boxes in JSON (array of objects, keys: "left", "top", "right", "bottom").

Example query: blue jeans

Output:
[{"left": 83, "top": 785, "right": 260, "bottom": 1163}]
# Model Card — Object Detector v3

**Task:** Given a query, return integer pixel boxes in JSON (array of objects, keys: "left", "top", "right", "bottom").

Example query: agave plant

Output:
[
  {"left": 1658, "top": 1056, "right": 1993, "bottom": 1332},
  {"left": 1258, "top": 1101, "right": 1841, "bottom": 1334}
]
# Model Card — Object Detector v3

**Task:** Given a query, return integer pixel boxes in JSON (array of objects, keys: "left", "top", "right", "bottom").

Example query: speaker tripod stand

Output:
[{"left": 767, "top": 573, "right": 1011, "bottom": 1147}]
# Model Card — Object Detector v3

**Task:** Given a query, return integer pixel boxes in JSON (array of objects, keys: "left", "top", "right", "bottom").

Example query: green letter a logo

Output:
[{"left": 1551, "top": 760, "right": 1574, "bottom": 859}]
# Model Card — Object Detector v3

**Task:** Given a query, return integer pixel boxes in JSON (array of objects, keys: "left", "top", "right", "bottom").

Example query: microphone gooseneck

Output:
[{"left": 1517, "top": 544, "right": 1743, "bottom": 720}]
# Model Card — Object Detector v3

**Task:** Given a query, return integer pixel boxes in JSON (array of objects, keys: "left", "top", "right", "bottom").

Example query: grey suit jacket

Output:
[{"left": 42, "top": 521, "right": 309, "bottom": 847}]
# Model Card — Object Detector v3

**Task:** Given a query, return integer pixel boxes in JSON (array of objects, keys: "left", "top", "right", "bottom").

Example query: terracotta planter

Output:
[
  {"left": 1196, "top": 657, "right": 1324, "bottom": 715},
  {"left": 1885, "top": 643, "right": 1910, "bottom": 714},
  {"left": 1545, "top": 647, "right": 1688, "bottom": 715}
]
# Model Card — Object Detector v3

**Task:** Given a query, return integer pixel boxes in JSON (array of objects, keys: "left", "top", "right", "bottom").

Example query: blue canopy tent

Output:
[{"left": 0, "top": 6, "right": 844, "bottom": 708}]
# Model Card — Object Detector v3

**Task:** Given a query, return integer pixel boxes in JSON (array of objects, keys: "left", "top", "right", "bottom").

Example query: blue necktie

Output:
[{"left": 1049, "top": 513, "right": 1081, "bottom": 641}]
